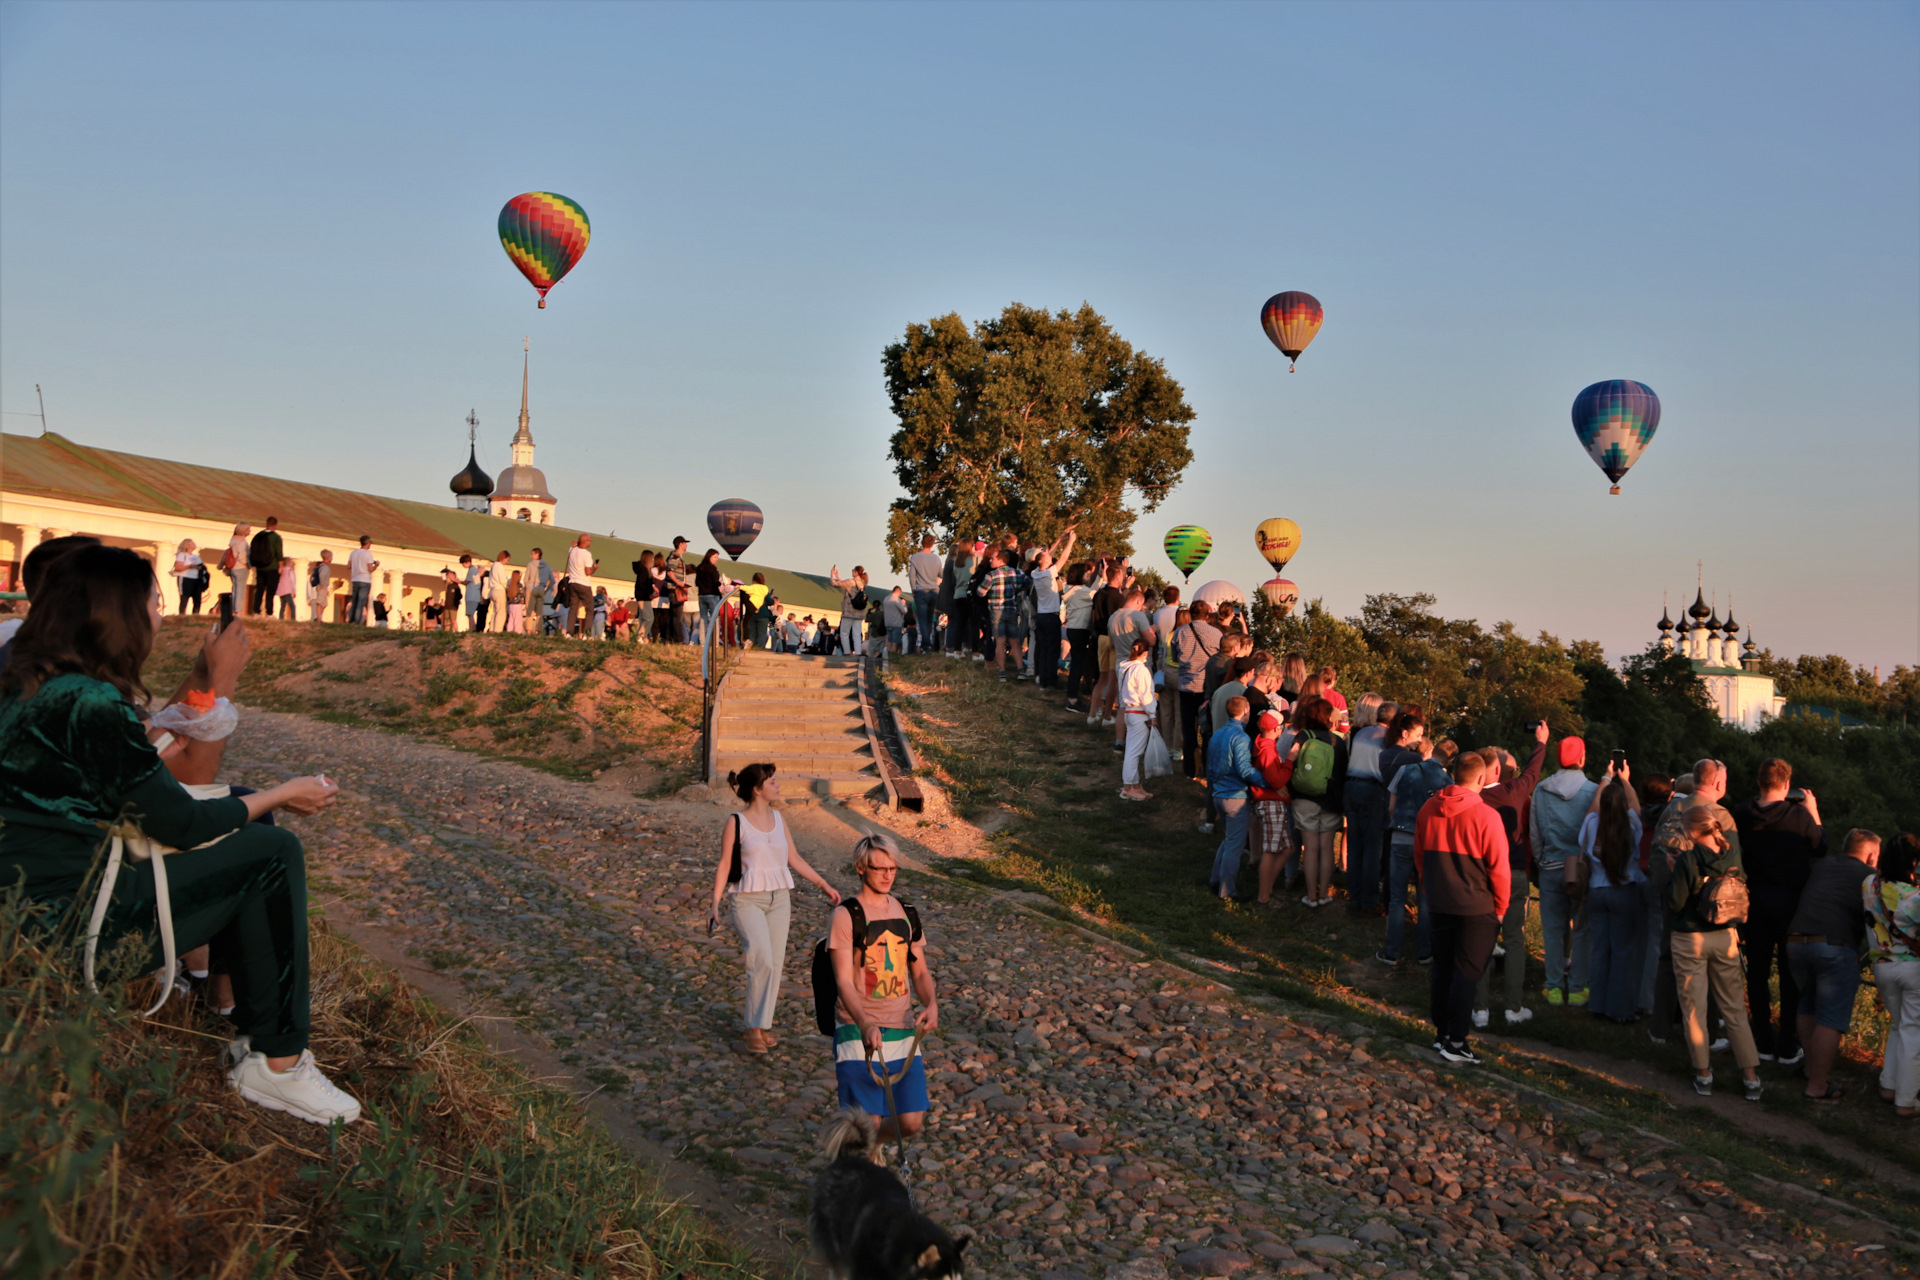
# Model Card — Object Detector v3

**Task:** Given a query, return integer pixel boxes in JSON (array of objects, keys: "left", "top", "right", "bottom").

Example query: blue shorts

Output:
[
  {"left": 992, "top": 608, "right": 1026, "bottom": 640},
  {"left": 1787, "top": 941, "right": 1862, "bottom": 1031},
  {"left": 833, "top": 1025, "right": 929, "bottom": 1118}
]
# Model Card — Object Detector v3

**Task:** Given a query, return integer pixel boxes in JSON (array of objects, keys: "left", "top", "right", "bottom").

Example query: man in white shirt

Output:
[
  {"left": 1028, "top": 527, "right": 1076, "bottom": 690},
  {"left": 346, "top": 536, "right": 379, "bottom": 626},
  {"left": 564, "top": 535, "right": 598, "bottom": 637},
  {"left": 486, "top": 550, "right": 514, "bottom": 633},
  {"left": 906, "top": 534, "right": 944, "bottom": 654}
]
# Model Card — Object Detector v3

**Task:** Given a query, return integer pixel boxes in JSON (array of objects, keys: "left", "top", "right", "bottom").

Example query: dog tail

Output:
[{"left": 821, "top": 1109, "right": 878, "bottom": 1161}]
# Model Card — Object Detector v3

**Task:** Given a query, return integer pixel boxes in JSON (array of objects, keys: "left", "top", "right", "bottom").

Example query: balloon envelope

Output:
[
  {"left": 1260, "top": 577, "right": 1300, "bottom": 615},
  {"left": 706, "top": 499, "right": 764, "bottom": 560},
  {"left": 1571, "top": 380, "right": 1660, "bottom": 494},
  {"left": 1163, "top": 525, "right": 1213, "bottom": 581},
  {"left": 1254, "top": 518, "right": 1302, "bottom": 571},
  {"left": 1261, "top": 292, "right": 1324, "bottom": 370},
  {"left": 1193, "top": 579, "right": 1246, "bottom": 608},
  {"left": 499, "top": 192, "right": 591, "bottom": 308}
]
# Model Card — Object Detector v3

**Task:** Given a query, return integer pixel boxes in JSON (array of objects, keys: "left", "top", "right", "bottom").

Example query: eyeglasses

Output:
[{"left": 866, "top": 865, "right": 899, "bottom": 875}]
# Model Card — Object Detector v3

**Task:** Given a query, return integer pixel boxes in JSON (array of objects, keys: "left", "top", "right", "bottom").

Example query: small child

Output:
[{"left": 276, "top": 557, "right": 296, "bottom": 620}]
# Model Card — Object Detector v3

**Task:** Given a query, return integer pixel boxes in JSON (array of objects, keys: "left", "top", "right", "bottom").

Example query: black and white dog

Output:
[{"left": 810, "top": 1111, "right": 969, "bottom": 1280}]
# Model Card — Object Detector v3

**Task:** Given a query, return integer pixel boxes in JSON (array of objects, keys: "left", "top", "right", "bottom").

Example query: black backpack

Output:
[{"left": 811, "top": 898, "right": 923, "bottom": 1036}]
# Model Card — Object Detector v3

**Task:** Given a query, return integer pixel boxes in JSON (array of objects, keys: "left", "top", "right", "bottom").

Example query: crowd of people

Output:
[
  {"left": 882, "top": 535, "right": 1917, "bottom": 1108},
  {"left": 1, "top": 534, "right": 359, "bottom": 1126}
]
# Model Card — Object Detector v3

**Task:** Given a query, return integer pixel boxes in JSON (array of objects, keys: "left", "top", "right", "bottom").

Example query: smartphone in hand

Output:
[
  {"left": 217, "top": 592, "right": 234, "bottom": 633},
  {"left": 1610, "top": 748, "right": 1626, "bottom": 772}
]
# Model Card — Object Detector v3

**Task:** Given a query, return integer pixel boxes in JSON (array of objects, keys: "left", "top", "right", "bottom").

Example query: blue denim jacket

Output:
[
  {"left": 1389, "top": 760, "right": 1452, "bottom": 833},
  {"left": 1206, "top": 720, "right": 1263, "bottom": 800}
]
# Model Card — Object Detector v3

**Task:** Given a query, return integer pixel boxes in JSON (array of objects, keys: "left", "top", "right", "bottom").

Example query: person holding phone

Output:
[{"left": 0, "top": 545, "right": 358, "bottom": 1125}]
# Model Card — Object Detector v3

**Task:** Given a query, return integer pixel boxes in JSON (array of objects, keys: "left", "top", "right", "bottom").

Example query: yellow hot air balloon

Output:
[{"left": 1255, "top": 518, "right": 1302, "bottom": 572}]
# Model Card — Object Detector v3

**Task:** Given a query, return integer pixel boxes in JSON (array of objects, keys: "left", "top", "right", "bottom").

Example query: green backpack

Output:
[{"left": 1291, "top": 734, "right": 1336, "bottom": 797}]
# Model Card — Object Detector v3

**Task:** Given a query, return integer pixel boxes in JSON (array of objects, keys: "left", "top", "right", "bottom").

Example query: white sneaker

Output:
[
  {"left": 1710, "top": 1037, "right": 1730, "bottom": 1054},
  {"left": 1491, "top": 944, "right": 1507, "bottom": 960},
  {"left": 1472, "top": 1009, "right": 1489, "bottom": 1029},
  {"left": 230, "top": 1049, "right": 363, "bottom": 1126},
  {"left": 1504, "top": 1007, "right": 1534, "bottom": 1025}
]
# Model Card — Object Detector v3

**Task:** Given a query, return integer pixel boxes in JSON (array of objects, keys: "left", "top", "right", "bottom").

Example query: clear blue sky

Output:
[{"left": 3, "top": 2, "right": 1915, "bottom": 670}]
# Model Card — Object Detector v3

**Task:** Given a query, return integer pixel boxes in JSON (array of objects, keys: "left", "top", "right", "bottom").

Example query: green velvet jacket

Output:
[{"left": 0, "top": 672, "right": 249, "bottom": 903}]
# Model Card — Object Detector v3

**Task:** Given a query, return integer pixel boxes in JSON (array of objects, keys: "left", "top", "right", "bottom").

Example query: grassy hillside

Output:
[
  {"left": 0, "top": 894, "right": 766, "bottom": 1279},
  {"left": 148, "top": 617, "right": 726, "bottom": 791}
]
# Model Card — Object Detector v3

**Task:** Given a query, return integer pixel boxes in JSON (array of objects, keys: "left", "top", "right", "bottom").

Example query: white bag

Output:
[{"left": 1143, "top": 726, "right": 1175, "bottom": 779}]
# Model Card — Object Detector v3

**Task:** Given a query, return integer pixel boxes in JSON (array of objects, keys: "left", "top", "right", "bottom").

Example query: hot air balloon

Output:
[
  {"left": 1571, "top": 380, "right": 1660, "bottom": 495},
  {"left": 1193, "top": 580, "right": 1246, "bottom": 609},
  {"left": 1254, "top": 518, "right": 1302, "bottom": 572},
  {"left": 499, "top": 192, "right": 591, "bottom": 308},
  {"left": 1163, "top": 525, "right": 1213, "bottom": 581},
  {"left": 1261, "top": 291, "right": 1324, "bottom": 371},
  {"left": 706, "top": 499, "right": 764, "bottom": 561},
  {"left": 1260, "top": 577, "right": 1300, "bottom": 616}
]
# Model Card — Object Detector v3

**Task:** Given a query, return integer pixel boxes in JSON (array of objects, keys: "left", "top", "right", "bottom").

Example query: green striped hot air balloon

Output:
[{"left": 1163, "top": 525, "right": 1212, "bottom": 582}]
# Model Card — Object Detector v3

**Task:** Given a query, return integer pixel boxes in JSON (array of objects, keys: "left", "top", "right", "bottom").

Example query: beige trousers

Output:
[{"left": 1671, "top": 928, "right": 1760, "bottom": 1072}]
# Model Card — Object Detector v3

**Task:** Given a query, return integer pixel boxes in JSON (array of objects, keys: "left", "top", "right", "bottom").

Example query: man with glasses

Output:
[{"left": 828, "top": 833, "right": 939, "bottom": 1142}]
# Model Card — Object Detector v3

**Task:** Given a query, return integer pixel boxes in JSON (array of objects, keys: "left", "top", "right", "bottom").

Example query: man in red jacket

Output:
[{"left": 1416, "top": 752, "right": 1512, "bottom": 1065}]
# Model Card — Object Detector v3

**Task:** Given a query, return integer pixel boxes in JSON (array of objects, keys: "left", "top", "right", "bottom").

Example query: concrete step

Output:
[
  {"left": 727, "top": 686, "right": 859, "bottom": 703},
  {"left": 718, "top": 753, "right": 877, "bottom": 776},
  {"left": 732, "top": 652, "right": 860, "bottom": 669},
  {"left": 724, "top": 674, "right": 858, "bottom": 691},
  {"left": 791, "top": 771, "right": 884, "bottom": 798},
  {"left": 718, "top": 702, "right": 860, "bottom": 721},
  {"left": 723, "top": 736, "right": 871, "bottom": 757},
  {"left": 712, "top": 722, "right": 869, "bottom": 741}
]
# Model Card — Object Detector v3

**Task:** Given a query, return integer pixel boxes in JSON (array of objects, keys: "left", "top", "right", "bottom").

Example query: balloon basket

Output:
[
  {"left": 1609, "top": 486, "right": 1620, "bottom": 495},
  {"left": 537, "top": 298, "right": 547, "bottom": 309}
]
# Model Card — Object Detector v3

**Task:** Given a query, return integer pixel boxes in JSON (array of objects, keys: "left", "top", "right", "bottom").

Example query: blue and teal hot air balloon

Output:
[{"left": 1572, "top": 380, "right": 1660, "bottom": 495}]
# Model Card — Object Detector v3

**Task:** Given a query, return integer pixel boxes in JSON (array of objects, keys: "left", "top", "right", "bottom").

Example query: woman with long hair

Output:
[
  {"left": 225, "top": 523, "right": 250, "bottom": 607},
  {"left": 171, "top": 538, "right": 206, "bottom": 615},
  {"left": 1278, "top": 653, "right": 1309, "bottom": 704},
  {"left": 1290, "top": 696, "right": 1349, "bottom": 907},
  {"left": 1116, "top": 636, "right": 1157, "bottom": 801},
  {"left": 706, "top": 763, "right": 842, "bottom": 1054},
  {"left": 828, "top": 563, "right": 869, "bottom": 656},
  {"left": 0, "top": 545, "right": 357, "bottom": 1124},
  {"left": 1580, "top": 764, "right": 1645, "bottom": 1022}
]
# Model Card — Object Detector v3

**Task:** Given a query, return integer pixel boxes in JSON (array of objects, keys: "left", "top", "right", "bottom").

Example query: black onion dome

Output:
[
  {"left": 1657, "top": 607, "right": 1673, "bottom": 633},
  {"left": 450, "top": 445, "right": 493, "bottom": 497},
  {"left": 1688, "top": 588, "right": 1711, "bottom": 620}
]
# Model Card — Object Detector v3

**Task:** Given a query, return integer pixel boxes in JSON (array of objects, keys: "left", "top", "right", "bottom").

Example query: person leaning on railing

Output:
[{"left": 0, "top": 544, "right": 360, "bottom": 1126}]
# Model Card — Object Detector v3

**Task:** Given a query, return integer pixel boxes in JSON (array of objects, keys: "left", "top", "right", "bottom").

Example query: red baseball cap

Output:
[{"left": 1558, "top": 737, "right": 1586, "bottom": 768}]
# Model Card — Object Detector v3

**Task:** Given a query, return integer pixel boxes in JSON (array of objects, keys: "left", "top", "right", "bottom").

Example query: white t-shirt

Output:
[
  {"left": 566, "top": 545, "right": 595, "bottom": 580},
  {"left": 907, "top": 550, "right": 944, "bottom": 593},
  {"left": 1031, "top": 566, "right": 1061, "bottom": 614},
  {"left": 347, "top": 547, "right": 376, "bottom": 583}
]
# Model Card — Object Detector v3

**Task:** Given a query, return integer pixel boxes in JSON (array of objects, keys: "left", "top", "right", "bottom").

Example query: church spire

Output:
[{"left": 514, "top": 336, "right": 533, "bottom": 448}]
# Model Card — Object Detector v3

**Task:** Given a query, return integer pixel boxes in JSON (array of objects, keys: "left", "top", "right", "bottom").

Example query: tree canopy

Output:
[{"left": 881, "top": 303, "right": 1194, "bottom": 570}]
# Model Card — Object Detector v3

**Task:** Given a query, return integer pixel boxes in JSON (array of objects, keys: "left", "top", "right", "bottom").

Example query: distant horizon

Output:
[{"left": 2, "top": 2, "right": 1914, "bottom": 671}]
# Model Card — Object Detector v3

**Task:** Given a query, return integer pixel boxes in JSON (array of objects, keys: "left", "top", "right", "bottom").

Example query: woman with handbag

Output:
[
  {"left": 706, "top": 763, "right": 842, "bottom": 1054},
  {"left": 0, "top": 545, "right": 358, "bottom": 1124},
  {"left": 171, "top": 539, "right": 207, "bottom": 615}
]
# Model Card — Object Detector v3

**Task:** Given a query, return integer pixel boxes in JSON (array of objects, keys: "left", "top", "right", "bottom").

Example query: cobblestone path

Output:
[{"left": 228, "top": 711, "right": 1903, "bottom": 1280}]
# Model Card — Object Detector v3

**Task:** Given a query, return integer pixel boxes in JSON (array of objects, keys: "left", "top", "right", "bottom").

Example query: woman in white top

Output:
[
  {"left": 1116, "top": 637, "right": 1158, "bottom": 802},
  {"left": 226, "top": 524, "right": 251, "bottom": 608},
  {"left": 708, "top": 762, "right": 842, "bottom": 1054},
  {"left": 171, "top": 538, "right": 207, "bottom": 615}
]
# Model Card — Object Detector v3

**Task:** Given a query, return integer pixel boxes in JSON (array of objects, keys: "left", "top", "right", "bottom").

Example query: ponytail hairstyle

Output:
[{"left": 726, "top": 761, "right": 777, "bottom": 803}]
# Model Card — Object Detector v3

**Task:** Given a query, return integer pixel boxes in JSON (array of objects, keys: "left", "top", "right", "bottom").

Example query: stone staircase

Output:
[{"left": 709, "top": 651, "right": 879, "bottom": 800}]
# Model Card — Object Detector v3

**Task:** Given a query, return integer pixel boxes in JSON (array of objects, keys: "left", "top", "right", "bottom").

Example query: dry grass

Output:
[{"left": 0, "top": 885, "right": 770, "bottom": 1279}]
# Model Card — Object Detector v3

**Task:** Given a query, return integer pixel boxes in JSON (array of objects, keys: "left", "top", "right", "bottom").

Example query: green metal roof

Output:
[{"left": 2, "top": 431, "right": 844, "bottom": 612}]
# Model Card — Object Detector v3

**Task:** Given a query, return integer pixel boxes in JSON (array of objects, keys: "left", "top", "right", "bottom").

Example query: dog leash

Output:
[{"left": 865, "top": 1026, "right": 926, "bottom": 1199}]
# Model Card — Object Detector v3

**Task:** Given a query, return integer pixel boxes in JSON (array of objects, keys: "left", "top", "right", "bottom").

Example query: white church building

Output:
[{"left": 1656, "top": 588, "right": 1786, "bottom": 731}]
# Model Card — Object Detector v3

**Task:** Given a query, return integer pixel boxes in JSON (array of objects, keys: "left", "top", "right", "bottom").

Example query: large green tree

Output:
[{"left": 881, "top": 303, "right": 1195, "bottom": 569}]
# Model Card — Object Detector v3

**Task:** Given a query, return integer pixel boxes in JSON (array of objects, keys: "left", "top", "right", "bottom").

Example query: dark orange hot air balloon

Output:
[{"left": 1261, "top": 291, "right": 1324, "bottom": 371}]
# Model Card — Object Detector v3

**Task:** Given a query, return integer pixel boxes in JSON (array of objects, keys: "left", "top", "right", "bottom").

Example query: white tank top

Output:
[{"left": 730, "top": 810, "right": 794, "bottom": 894}]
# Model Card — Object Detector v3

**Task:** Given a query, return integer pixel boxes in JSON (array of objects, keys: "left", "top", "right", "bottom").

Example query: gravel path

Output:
[{"left": 228, "top": 710, "right": 1904, "bottom": 1280}]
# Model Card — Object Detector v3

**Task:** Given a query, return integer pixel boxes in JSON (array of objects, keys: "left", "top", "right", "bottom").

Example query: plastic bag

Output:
[
  {"left": 1143, "top": 726, "right": 1175, "bottom": 779},
  {"left": 149, "top": 696, "right": 240, "bottom": 742}
]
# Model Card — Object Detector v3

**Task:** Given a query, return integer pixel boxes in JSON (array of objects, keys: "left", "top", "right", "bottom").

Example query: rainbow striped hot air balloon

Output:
[
  {"left": 499, "top": 192, "right": 591, "bottom": 308},
  {"left": 1261, "top": 291, "right": 1324, "bottom": 371},
  {"left": 1571, "top": 380, "right": 1660, "bottom": 495},
  {"left": 707, "top": 499, "right": 764, "bottom": 561},
  {"left": 1163, "top": 525, "right": 1213, "bottom": 581}
]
